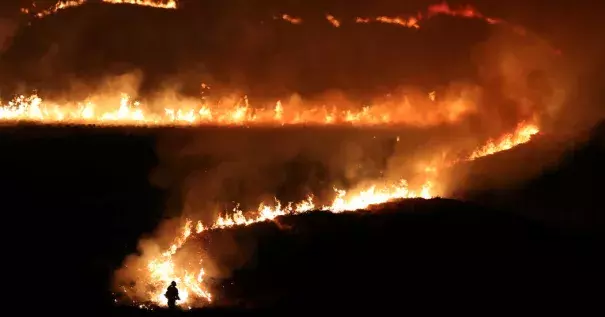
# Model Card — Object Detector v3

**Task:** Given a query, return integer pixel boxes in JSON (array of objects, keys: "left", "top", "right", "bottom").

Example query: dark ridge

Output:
[
  {"left": 455, "top": 120, "right": 605, "bottom": 232},
  {"left": 1, "top": 124, "right": 602, "bottom": 313},
  {"left": 117, "top": 198, "right": 602, "bottom": 313}
]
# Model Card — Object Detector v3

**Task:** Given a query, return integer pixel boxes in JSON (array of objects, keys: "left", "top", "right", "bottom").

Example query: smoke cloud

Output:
[{"left": 0, "top": 18, "right": 17, "bottom": 53}]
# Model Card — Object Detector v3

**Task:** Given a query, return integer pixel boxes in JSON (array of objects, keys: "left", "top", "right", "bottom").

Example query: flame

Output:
[
  {"left": 101, "top": 0, "right": 178, "bottom": 9},
  {"left": 0, "top": 92, "right": 476, "bottom": 127},
  {"left": 468, "top": 123, "right": 540, "bottom": 160},
  {"left": 30, "top": 0, "right": 86, "bottom": 18}
]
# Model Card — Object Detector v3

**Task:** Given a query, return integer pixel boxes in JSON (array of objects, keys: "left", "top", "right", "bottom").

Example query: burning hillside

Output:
[{"left": 112, "top": 121, "right": 539, "bottom": 309}]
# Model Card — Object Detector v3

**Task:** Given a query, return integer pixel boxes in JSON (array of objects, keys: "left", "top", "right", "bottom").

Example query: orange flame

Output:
[
  {"left": 374, "top": 16, "right": 421, "bottom": 29},
  {"left": 468, "top": 123, "right": 540, "bottom": 160},
  {"left": 427, "top": 1, "right": 499, "bottom": 23},
  {"left": 353, "top": 1, "right": 500, "bottom": 29},
  {"left": 0, "top": 92, "right": 477, "bottom": 127},
  {"left": 101, "top": 0, "right": 178, "bottom": 9}
]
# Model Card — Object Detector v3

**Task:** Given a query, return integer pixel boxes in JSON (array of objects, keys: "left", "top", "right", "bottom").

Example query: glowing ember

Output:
[
  {"left": 278, "top": 14, "right": 302, "bottom": 24},
  {"left": 0, "top": 92, "right": 476, "bottom": 127},
  {"left": 369, "top": 16, "right": 421, "bottom": 29},
  {"left": 326, "top": 14, "right": 341, "bottom": 27}
]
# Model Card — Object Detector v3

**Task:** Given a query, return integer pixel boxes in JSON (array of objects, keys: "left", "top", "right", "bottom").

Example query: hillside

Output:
[
  {"left": 450, "top": 120, "right": 605, "bottom": 232},
  {"left": 0, "top": 125, "right": 601, "bottom": 313}
]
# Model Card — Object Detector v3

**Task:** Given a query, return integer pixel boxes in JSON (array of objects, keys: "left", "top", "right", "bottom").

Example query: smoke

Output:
[
  {"left": 0, "top": 18, "right": 17, "bottom": 54},
  {"left": 113, "top": 217, "right": 185, "bottom": 301}
]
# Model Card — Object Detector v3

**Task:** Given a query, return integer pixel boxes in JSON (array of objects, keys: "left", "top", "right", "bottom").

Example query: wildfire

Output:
[
  {"left": 468, "top": 123, "right": 540, "bottom": 160},
  {"left": 0, "top": 92, "right": 476, "bottom": 127},
  {"left": 15, "top": 0, "right": 546, "bottom": 308},
  {"left": 132, "top": 179, "right": 433, "bottom": 308}
]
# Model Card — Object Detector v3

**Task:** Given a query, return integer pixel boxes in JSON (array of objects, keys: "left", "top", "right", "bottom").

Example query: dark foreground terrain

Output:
[{"left": 0, "top": 123, "right": 603, "bottom": 315}]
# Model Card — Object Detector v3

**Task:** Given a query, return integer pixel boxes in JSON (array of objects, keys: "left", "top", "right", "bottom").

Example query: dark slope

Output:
[
  {"left": 451, "top": 120, "right": 605, "bottom": 232},
  {"left": 0, "top": 126, "right": 602, "bottom": 314},
  {"left": 200, "top": 198, "right": 602, "bottom": 310}
]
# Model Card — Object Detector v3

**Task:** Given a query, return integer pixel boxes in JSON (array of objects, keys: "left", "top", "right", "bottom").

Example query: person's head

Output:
[{"left": 171, "top": 281, "right": 176, "bottom": 287}]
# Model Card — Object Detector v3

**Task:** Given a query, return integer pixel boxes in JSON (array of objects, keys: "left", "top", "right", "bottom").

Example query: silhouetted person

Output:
[{"left": 165, "top": 281, "right": 180, "bottom": 309}]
